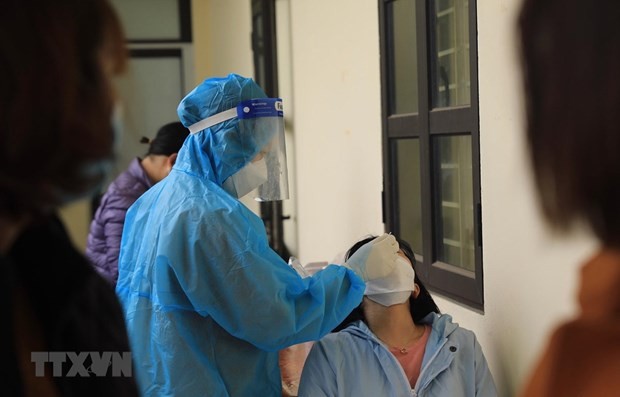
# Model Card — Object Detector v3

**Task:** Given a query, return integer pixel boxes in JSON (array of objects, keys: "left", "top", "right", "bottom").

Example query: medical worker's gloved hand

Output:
[
  {"left": 343, "top": 234, "right": 400, "bottom": 282},
  {"left": 288, "top": 257, "right": 310, "bottom": 278}
]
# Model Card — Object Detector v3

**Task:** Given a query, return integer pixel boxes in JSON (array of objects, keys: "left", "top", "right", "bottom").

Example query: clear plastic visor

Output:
[{"left": 189, "top": 98, "right": 289, "bottom": 201}]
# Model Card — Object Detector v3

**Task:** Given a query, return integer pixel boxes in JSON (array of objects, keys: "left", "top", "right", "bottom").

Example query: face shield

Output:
[{"left": 188, "top": 98, "right": 289, "bottom": 201}]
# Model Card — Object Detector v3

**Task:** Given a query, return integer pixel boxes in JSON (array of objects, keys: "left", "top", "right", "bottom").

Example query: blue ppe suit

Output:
[{"left": 115, "top": 74, "right": 365, "bottom": 396}]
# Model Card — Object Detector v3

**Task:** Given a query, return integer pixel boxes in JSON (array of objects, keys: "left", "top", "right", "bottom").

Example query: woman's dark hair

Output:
[
  {"left": 140, "top": 121, "right": 189, "bottom": 156},
  {"left": 519, "top": 1, "right": 620, "bottom": 246},
  {"left": 333, "top": 235, "right": 440, "bottom": 332},
  {"left": 0, "top": 0, "right": 127, "bottom": 219}
]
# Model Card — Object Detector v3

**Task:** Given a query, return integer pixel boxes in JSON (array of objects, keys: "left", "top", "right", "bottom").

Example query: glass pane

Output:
[
  {"left": 430, "top": 0, "right": 470, "bottom": 108},
  {"left": 110, "top": 0, "right": 181, "bottom": 41},
  {"left": 433, "top": 135, "right": 474, "bottom": 271},
  {"left": 389, "top": 0, "right": 418, "bottom": 114},
  {"left": 395, "top": 139, "right": 423, "bottom": 257}
]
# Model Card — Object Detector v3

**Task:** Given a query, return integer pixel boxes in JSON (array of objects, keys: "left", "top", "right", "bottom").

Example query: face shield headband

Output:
[{"left": 188, "top": 98, "right": 289, "bottom": 201}]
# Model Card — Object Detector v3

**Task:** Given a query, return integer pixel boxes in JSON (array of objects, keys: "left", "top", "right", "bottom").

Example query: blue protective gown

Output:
[{"left": 115, "top": 74, "right": 365, "bottom": 396}]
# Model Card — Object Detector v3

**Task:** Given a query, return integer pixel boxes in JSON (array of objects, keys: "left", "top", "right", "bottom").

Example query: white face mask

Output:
[
  {"left": 365, "top": 256, "right": 416, "bottom": 307},
  {"left": 222, "top": 157, "right": 268, "bottom": 199}
]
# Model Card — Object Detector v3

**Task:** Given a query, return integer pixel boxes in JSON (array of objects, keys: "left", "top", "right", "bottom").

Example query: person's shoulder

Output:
[
  {"left": 320, "top": 323, "right": 359, "bottom": 344},
  {"left": 108, "top": 164, "right": 150, "bottom": 196},
  {"left": 98, "top": 184, "right": 144, "bottom": 214},
  {"left": 525, "top": 318, "right": 620, "bottom": 395},
  {"left": 448, "top": 326, "right": 479, "bottom": 351},
  {"left": 427, "top": 312, "right": 459, "bottom": 331},
  {"left": 311, "top": 326, "right": 369, "bottom": 363},
  {"left": 431, "top": 313, "right": 478, "bottom": 344},
  {"left": 317, "top": 329, "right": 351, "bottom": 345},
  {"left": 324, "top": 322, "right": 371, "bottom": 347},
  {"left": 173, "top": 190, "right": 240, "bottom": 215},
  {"left": 169, "top": 179, "right": 248, "bottom": 217},
  {"left": 548, "top": 317, "right": 620, "bottom": 355},
  {"left": 11, "top": 215, "right": 118, "bottom": 311}
]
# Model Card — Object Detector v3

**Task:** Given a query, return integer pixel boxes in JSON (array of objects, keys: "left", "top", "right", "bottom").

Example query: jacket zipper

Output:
[{"left": 413, "top": 338, "right": 449, "bottom": 394}]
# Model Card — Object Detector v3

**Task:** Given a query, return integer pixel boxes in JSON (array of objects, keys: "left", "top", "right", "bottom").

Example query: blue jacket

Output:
[
  {"left": 298, "top": 313, "right": 497, "bottom": 397},
  {"left": 115, "top": 74, "right": 365, "bottom": 397},
  {"left": 86, "top": 158, "right": 152, "bottom": 284}
]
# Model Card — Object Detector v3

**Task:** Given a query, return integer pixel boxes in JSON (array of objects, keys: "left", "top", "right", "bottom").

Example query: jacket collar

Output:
[
  {"left": 342, "top": 312, "right": 459, "bottom": 347},
  {"left": 342, "top": 313, "right": 461, "bottom": 393}
]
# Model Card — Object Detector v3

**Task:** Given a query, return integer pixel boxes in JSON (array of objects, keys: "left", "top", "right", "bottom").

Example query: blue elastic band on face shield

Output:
[{"left": 188, "top": 98, "right": 283, "bottom": 134}]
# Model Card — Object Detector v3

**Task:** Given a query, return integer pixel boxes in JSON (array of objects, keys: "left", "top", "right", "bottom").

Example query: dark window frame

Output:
[
  {"left": 250, "top": 0, "right": 292, "bottom": 260},
  {"left": 380, "top": 0, "right": 483, "bottom": 310}
]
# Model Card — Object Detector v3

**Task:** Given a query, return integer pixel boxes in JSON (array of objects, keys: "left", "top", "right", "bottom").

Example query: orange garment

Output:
[
  {"left": 279, "top": 342, "right": 314, "bottom": 397},
  {"left": 519, "top": 249, "right": 620, "bottom": 397}
]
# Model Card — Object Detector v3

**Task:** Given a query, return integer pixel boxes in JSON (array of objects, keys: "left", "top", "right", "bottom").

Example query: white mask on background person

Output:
[
  {"left": 222, "top": 157, "right": 268, "bottom": 199},
  {"left": 365, "top": 256, "right": 416, "bottom": 307}
]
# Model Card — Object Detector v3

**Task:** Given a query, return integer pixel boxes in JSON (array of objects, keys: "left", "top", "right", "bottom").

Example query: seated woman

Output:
[{"left": 298, "top": 236, "right": 497, "bottom": 397}]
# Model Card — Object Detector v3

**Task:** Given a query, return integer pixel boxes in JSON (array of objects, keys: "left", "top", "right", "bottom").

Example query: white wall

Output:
[
  {"left": 290, "top": 0, "right": 385, "bottom": 263},
  {"left": 58, "top": 201, "right": 91, "bottom": 251},
  {"left": 192, "top": 0, "right": 254, "bottom": 83}
]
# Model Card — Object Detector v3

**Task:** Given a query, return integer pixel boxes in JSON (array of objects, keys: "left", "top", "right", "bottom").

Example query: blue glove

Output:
[{"left": 344, "top": 234, "right": 400, "bottom": 282}]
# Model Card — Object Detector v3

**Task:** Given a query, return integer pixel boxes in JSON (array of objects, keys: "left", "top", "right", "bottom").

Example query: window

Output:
[
  {"left": 99, "top": 0, "right": 194, "bottom": 209},
  {"left": 380, "top": 0, "right": 482, "bottom": 309}
]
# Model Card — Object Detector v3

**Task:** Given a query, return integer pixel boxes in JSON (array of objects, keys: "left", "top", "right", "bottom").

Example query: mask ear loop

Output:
[{"left": 188, "top": 108, "right": 238, "bottom": 134}]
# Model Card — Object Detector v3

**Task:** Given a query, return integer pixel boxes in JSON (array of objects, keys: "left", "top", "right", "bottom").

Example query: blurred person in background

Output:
[
  {"left": 518, "top": 0, "right": 620, "bottom": 395},
  {"left": 86, "top": 121, "right": 189, "bottom": 285},
  {"left": 0, "top": 0, "right": 138, "bottom": 395}
]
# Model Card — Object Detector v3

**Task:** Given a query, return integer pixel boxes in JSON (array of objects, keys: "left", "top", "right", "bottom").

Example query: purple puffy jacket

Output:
[{"left": 86, "top": 158, "right": 152, "bottom": 284}]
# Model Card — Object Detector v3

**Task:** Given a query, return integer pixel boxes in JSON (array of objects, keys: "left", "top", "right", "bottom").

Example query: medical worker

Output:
[{"left": 116, "top": 73, "right": 401, "bottom": 396}]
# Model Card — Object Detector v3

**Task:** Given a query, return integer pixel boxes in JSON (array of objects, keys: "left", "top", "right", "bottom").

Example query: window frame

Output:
[{"left": 379, "top": 0, "right": 483, "bottom": 310}]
